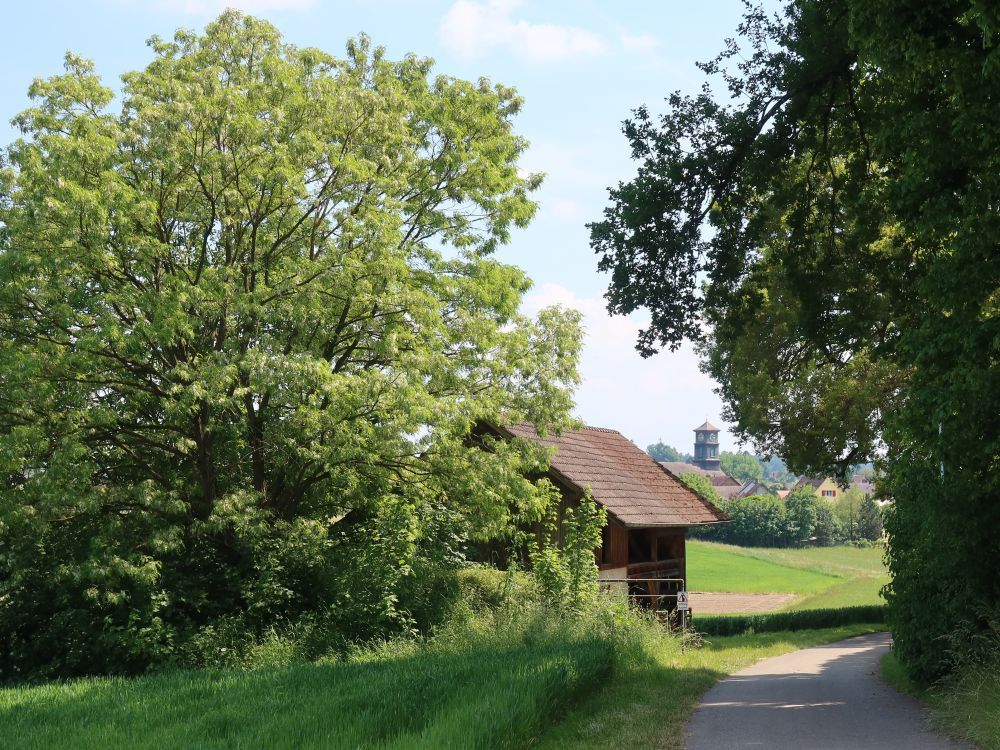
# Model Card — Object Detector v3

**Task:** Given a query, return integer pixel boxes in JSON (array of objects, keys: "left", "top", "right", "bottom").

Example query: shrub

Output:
[
  {"left": 813, "top": 501, "right": 844, "bottom": 546},
  {"left": 714, "top": 495, "right": 789, "bottom": 547},
  {"left": 695, "top": 605, "right": 887, "bottom": 636}
]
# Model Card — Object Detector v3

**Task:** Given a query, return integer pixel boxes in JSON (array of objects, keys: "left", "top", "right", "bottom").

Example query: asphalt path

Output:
[{"left": 684, "top": 632, "right": 970, "bottom": 750}]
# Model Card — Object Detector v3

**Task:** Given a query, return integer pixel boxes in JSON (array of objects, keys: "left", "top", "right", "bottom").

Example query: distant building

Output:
[
  {"left": 488, "top": 422, "right": 728, "bottom": 611},
  {"left": 660, "top": 420, "right": 742, "bottom": 500},
  {"left": 734, "top": 478, "right": 771, "bottom": 498},
  {"left": 692, "top": 421, "right": 721, "bottom": 470},
  {"left": 794, "top": 475, "right": 878, "bottom": 499},
  {"left": 850, "top": 475, "right": 877, "bottom": 496},
  {"left": 793, "top": 477, "right": 842, "bottom": 499}
]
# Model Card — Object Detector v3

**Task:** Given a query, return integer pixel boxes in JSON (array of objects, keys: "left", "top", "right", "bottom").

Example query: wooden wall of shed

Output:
[{"left": 598, "top": 519, "right": 628, "bottom": 569}]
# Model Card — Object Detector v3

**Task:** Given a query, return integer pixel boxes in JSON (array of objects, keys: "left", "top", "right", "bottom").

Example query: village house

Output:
[
  {"left": 794, "top": 474, "right": 879, "bottom": 499},
  {"left": 489, "top": 423, "right": 729, "bottom": 610}
]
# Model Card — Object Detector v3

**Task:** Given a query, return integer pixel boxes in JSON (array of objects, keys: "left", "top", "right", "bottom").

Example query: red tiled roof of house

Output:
[
  {"left": 502, "top": 424, "right": 729, "bottom": 528},
  {"left": 659, "top": 462, "right": 742, "bottom": 488}
]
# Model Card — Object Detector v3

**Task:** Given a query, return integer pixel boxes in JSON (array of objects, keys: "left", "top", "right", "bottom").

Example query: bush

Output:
[
  {"left": 714, "top": 495, "right": 789, "bottom": 547},
  {"left": 814, "top": 501, "right": 845, "bottom": 546},
  {"left": 695, "top": 605, "right": 887, "bottom": 636}
]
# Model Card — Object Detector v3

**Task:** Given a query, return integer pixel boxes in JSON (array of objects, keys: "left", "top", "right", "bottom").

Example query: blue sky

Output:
[{"left": 0, "top": 0, "right": 765, "bottom": 455}]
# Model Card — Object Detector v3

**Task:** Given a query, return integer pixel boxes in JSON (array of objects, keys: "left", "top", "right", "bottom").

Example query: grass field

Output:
[
  {"left": 0, "top": 618, "right": 884, "bottom": 750},
  {"left": 686, "top": 541, "right": 889, "bottom": 611}
]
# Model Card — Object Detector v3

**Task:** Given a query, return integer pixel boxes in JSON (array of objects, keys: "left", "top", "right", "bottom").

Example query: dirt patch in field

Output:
[{"left": 689, "top": 592, "right": 795, "bottom": 614}]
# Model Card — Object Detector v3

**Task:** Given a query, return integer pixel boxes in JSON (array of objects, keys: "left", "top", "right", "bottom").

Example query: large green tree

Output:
[
  {"left": 592, "top": 0, "right": 998, "bottom": 681},
  {"left": 646, "top": 440, "right": 683, "bottom": 462},
  {"left": 719, "top": 451, "right": 764, "bottom": 483},
  {"left": 0, "top": 12, "right": 581, "bottom": 679}
]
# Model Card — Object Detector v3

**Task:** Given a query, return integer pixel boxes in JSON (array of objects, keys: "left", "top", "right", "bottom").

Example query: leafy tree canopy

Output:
[
  {"left": 646, "top": 440, "right": 683, "bottom": 463},
  {"left": 0, "top": 12, "right": 581, "bottom": 679},
  {"left": 676, "top": 471, "right": 722, "bottom": 507},
  {"left": 592, "top": 0, "right": 999, "bottom": 680},
  {"left": 719, "top": 451, "right": 764, "bottom": 483}
]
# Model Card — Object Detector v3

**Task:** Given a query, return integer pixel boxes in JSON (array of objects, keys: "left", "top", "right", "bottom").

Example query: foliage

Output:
[
  {"left": 719, "top": 451, "right": 763, "bottom": 483},
  {"left": 783, "top": 484, "right": 818, "bottom": 543},
  {"left": 530, "top": 494, "right": 606, "bottom": 613},
  {"left": 833, "top": 488, "right": 864, "bottom": 542},
  {"left": 712, "top": 495, "right": 789, "bottom": 547},
  {"left": 645, "top": 440, "right": 684, "bottom": 463},
  {"left": 856, "top": 495, "right": 883, "bottom": 543},
  {"left": 677, "top": 472, "right": 724, "bottom": 541},
  {"left": 812, "top": 500, "right": 843, "bottom": 547},
  {"left": 677, "top": 471, "right": 722, "bottom": 506},
  {"left": 0, "top": 12, "right": 583, "bottom": 680},
  {"left": 694, "top": 605, "right": 886, "bottom": 637},
  {"left": 760, "top": 456, "right": 796, "bottom": 488},
  {"left": 590, "top": 0, "right": 999, "bottom": 681}
]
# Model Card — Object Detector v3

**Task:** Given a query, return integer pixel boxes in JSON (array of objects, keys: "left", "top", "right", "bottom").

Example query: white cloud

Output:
[
  {"left": 620, "top": 32, "right": 658, "bottom": 53},
  {"left": 145, "top": 0, "right": 315, "bottom": 13},
  {"left": 440, "top": 0, "right": 608, "bottom": 63},
  {"left": 524, "top": 283, "right": 734, "bottom": 453}
]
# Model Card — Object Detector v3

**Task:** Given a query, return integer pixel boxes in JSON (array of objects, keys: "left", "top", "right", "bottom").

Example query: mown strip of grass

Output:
[
  {"left": 533, "top": 623, "right": 887, "bottom": 750},
  {"left": 881, "top": 651, "right": 1000, "bottom": 750}
]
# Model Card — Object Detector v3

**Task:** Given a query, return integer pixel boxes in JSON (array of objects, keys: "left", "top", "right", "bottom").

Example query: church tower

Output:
[{"left": 693, "top": 420, "right": 721, "bottom": 470}]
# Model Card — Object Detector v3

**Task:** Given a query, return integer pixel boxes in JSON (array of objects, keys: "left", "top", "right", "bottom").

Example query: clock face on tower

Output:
[{"left": 697, "top": 433, "right": 705, "bottom": 442}]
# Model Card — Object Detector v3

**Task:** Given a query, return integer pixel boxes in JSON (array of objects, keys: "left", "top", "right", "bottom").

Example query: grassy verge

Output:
[
  {"left": 686, "top": 541, "right": 889, "bottom": 611},
  {"left": 534, "top": 623, "right": 886, "bottom": 750},
  {"left": 882, "top": 652, "right": 1000, "bottom": 749}
]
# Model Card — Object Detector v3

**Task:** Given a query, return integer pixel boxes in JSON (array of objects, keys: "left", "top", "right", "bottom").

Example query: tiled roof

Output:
[
  {"left": 793, "top": 477, "right": 826, "bottom": 490},
  {"left": 694, "top": 421, "right": 720, "bottom": 432},
  {"left": 503, "top": 424, "right": 729, "bottom": 528},
  {"left": 659, "top": 462, "right": 741, "bottom": 487}
]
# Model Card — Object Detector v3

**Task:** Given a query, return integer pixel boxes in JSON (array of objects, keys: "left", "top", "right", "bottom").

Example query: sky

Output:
[{"left": 0, "top": 0, "right": 766, "bottom": 455}]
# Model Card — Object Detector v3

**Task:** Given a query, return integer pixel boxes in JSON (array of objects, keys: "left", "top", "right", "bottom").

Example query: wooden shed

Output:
[{"left": 496, "top": 423, "right": 730, "bottom": 610}]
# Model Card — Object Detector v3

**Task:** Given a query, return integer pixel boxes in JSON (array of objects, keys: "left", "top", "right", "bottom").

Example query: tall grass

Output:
[{"left": 0, "top": 569, "right": 662, "bottom": 750}]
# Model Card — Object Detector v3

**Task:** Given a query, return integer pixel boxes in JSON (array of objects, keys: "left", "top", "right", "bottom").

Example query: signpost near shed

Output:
[{"left": 677, "top": 589, "right": 690, "bottom": 630}]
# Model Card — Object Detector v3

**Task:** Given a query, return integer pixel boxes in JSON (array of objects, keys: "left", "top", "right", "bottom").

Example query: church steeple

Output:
[{"left": 693, "top": 420, "right": 721, "bottom": 470}]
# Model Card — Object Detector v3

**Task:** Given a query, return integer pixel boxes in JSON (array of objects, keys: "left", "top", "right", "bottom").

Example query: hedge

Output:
[{"left": 694, "top": 605, "right": 887, "bottom": 636}]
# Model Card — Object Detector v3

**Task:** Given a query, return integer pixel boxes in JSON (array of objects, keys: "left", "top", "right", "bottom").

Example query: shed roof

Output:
[{"left": 502, "top": 424, "right": 728, "bottom": 528}]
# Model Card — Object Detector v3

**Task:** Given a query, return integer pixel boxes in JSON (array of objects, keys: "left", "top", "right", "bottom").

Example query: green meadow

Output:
[{"left": 686, "top": 541, "right": 889, "bottom": 610}]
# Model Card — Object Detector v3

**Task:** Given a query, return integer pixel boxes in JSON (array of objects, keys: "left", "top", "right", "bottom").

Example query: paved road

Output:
[{"left": 684, "top": 632, "right": 969, "bottom": 750}]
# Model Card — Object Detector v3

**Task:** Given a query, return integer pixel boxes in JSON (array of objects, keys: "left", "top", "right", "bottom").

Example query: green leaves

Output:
[
  {"left": 595, "top": 0, "right": 999, "bottom": 682},
  {"left": 0, "top": 10, "right": 580, "bottom": 678}
]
